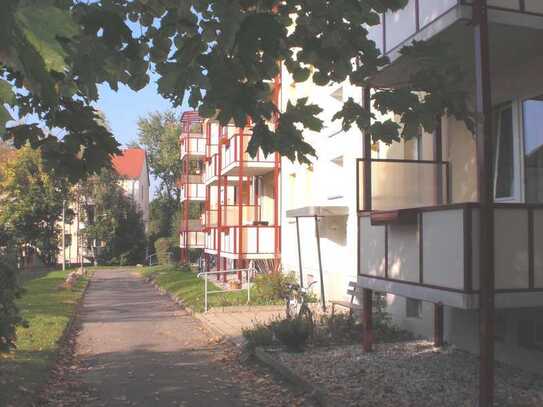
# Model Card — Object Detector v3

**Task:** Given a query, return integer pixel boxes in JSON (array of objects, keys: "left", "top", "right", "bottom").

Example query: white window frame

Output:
[{"left": 493, "top": 100, "right": 524, "bottom": 203}]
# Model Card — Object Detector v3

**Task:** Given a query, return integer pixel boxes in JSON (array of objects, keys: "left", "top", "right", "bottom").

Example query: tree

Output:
[
  {"left": 0, "top": 146, "right": 70, "bottom": 266},
  {"left": 148, "top": 192, "right": 179, "bottom": 245},
  {"left": 137, "top": 111, "right": 183, "bottom": 201},
  {"left": 81, "top": 168, "right": 146, "bottom": 265},
  {"left": 1, "top": 0, "right": 474, "bottom": 173}
]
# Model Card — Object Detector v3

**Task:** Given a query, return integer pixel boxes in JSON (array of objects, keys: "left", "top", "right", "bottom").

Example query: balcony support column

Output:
[
  {"left": 295, "top": 217, "right": 304, "bottom": 287},
  {"left": 362, "top": 86, "right": 372, "bottom": 211},
  {"left": 473, "top": 1, "right": 496, "bottom": 406},
  {"left": 362, "top": 288, "right": 373, "bottom": 352},
  {"left": 434, "top": 303, "right": 444, "bottom": 348},
  {"left": 314, "top": 215, "right": 326, "bottom": 312}
]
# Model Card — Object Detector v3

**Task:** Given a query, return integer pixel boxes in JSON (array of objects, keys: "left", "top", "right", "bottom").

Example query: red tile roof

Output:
[{"left": 111, "top": 148, "right": 146, "bottom": 180}]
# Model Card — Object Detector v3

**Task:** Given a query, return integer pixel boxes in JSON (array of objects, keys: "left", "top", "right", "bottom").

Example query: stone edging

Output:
[{"left": 253, "top": 347, "right": 329, "bottom": 407}]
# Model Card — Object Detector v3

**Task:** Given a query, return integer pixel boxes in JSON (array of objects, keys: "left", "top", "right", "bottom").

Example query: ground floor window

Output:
[
  {"left": 518, "top": 319, "right": 543, "bottom": 351},
  {"left": 405, "top": 298, "right": 422, "bottom": 319},
  {"left": 492, "top": 95, "right": 543, "bottom": 203},
  {"left": 522, "top": 96, "right": 543, "bottom": 203}
]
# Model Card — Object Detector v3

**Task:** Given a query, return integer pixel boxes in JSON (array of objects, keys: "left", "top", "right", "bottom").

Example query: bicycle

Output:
[{"left": 284, "top": 280, "right": 318, "bottom": 332}]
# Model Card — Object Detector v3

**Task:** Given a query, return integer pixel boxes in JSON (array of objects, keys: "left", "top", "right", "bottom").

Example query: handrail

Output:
[{"left": 197, "top": 262, "right": 256, "bottom": 312}]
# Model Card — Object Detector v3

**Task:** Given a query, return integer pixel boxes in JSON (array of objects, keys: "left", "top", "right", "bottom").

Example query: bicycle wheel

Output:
[{"left": 298, "top": 305, "right": 314, "bottom": 335}]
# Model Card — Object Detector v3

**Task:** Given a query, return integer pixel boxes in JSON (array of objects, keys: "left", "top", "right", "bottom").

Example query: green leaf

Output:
[
  {"left": 15, "top": 3, "right": 79, "bottom": 73},
  {"left": 0, "top": 79, "right": 15, "bottom": 106}
]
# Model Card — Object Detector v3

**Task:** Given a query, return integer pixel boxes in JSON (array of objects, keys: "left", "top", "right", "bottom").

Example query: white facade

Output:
[{"left": 280, "top": 71, "right": 363, "bottom": 301}]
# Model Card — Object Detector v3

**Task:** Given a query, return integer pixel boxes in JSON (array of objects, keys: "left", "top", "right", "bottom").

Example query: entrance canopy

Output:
[{"left": 286, "top": 206, "right": 349, "bottom": 218}]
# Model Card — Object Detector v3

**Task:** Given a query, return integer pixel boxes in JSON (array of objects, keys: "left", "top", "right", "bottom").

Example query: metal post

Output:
[
  {"left": 434, "top": 303, "right": 444, "bottom": 347},
  {"left": 204, "top": 272, "right": 208, "bottom": 312},
  {"left": 314, "top": 215, "right": 326, "bottom": 312},
  {"left": 473, "top": 1, "right": 495, "bottom": 406},
  {"left": 434, "top": 116, "right": 444, "bottom": 205},
  {"left": 362, "top": 288, "right": 373, "bottom": 352},
  {"left": 295, "top": 217, "right": 304, "bottom": 287},
  {"left": 247, "top": 267, "right": 251, "bottom": 304},
  {"left": 362, "top": 86, "right": 372, "bottom": 211},
  {"left": 61, "top": 200, "right": 66, "bottom": 271}
]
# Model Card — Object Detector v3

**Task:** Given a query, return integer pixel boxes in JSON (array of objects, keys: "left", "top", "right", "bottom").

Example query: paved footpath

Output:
[{"left": 44, "top": 269, "right": 301, "bottom": 407}]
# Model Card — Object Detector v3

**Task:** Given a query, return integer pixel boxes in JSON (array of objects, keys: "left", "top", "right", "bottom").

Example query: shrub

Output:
[
  {"left": 253, "top": 272, "right": 296, "bottom": 303},
  {"left": 271, "top": 317, "right": 312, "bottom": 352},
  {"left": 154, "top": 238, "right": 173, "bottom": 265},
  {"left": 0, "top": 256, "right": 25, "bottom": 352},
  {"left": 242, "top": 323, "right": 275, "bottom": 350},
  {"left": 314, "top": 313, "right": 362, "bottom": 345}
]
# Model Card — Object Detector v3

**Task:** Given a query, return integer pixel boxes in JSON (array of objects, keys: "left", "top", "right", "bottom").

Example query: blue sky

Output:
[{"left": 95, "top": 72, "right": 187, "bottom": 198}]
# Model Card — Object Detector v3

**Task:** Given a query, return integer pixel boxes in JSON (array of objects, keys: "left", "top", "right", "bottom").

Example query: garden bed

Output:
[{"left": 272, "top": 340, "right": 543, "bottom": 407}]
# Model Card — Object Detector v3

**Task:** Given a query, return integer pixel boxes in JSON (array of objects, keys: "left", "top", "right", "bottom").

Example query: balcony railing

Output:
[
  {"left": 204, "top": 209, "right": 218, "bottom": 228},
  {"left": 180, "top": 183, "right": 206, "bottom": 201},
  {"left": 357, "top": 159, "right": 449, "bottom": 212},
  {"left": 221, "top": 205, "right": 261, "bottom": 226},
  {"left": 179, "top": 219, "right": 203, "bottom": 232},
  {"left": 222, "top": 133, "right": 274, "bottom": 170},
  {"left": 180, "top": 174, "right": 203, "bottom": 184},
  {"left": 180, "top": 231, "right": 205, "bottom": 248},
  {"left": 358, "top": 203, "right": 543, "bottom": 308},
  {"left": 180, "top": 137, "right": 206, "bottom": 159},
  {"left": 204, "top": 154, "right": 219, "bottom": 183},
  {"left": 221, "top": 226, "right": 277, "bottom": 258}
]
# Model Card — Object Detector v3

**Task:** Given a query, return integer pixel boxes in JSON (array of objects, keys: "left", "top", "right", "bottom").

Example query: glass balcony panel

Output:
[
  {"left": 358, "top": 159, "right": 449, "bottom": 211},
  {"left": 419, "top": 0, "right": 457, "bottom": 28},
  {"left": 384, "top": 0, "right": 416, "bottom": 51}
]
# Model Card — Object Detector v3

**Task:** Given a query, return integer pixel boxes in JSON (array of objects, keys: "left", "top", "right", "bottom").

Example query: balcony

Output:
[
  {"left": 180, "top": 182, "right": 206, "bottom": 202},
  {"left": 204, "top": 209, "right": 218, "bottom": 228},
  {"left": 180, "top": 231, "right": 205, "bottom": 248},
  {"left": 357, "top": 159, "right": 449, "bottom": 212},
  {"left": 358, "top": 203, "right": 543, "bottom": 309},
  {"left": 179, "top": 219, "right": 203, "bottom": 232},
  {"left": 220, "top": 226, "right": 278, "bottom": 260},
  {"left": 204, "top": 154, "right": 219, "bottom": 185},
  {"left": 370, "top": 0, "right": 543, "bottom": 87},
  {"left": 180, "top": 136, "right": 206, "bottom": 160},
  {"left": 221, "top": 133, "right": 276, "bottom": 177},
  {"left": 221, "top": 205, "right": 261, "bottom": 226}
]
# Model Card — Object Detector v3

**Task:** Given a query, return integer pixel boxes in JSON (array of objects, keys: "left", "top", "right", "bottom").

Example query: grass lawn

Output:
[
  {"left": 140, "top": 265, "right": 281, "bottom": 313},
  {"left": 0, "top": 270, "right": 90, "bottom": 406}
]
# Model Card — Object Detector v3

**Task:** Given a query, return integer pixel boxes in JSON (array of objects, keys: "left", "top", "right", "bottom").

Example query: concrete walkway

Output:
[
  {"left": 195, "top": 306, "right": 284, "bottom": 345},
  {"left": 70, "top": 269, "right": 247, "bottom": 406}
]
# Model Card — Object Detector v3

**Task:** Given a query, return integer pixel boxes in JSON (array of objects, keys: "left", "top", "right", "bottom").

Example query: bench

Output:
[{"left": 330, "top": 281, "right": 364, "bottom": 317}]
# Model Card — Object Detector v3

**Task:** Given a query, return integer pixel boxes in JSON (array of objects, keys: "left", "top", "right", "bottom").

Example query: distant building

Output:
[
  {"left": 112, "top": 148, "right": 150, "bottom": 230},
  {"left": 59, "top": 148, "right": 150, "bottom": 265}
]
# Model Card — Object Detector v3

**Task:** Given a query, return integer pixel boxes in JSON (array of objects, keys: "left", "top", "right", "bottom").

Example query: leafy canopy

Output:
[
  {"left": 1, "top": 0, "right": 474, "bottom": 171},
  {"left": 137, "top": 111, "right": 183, "bottom": 201},
  {"left": 0, "top": 146, "right": 71, "bottom": 265}
]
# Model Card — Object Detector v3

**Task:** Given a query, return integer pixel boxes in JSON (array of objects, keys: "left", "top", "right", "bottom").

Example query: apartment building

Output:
[
  {"left": 178, "top": 112, "right": 281, "bottom": 275},
  {"left": 60, "top": 148, "right": 150, "bottom": 265},
  {"left": 351, "top": 2, "right": 543, "bottom": 404}
]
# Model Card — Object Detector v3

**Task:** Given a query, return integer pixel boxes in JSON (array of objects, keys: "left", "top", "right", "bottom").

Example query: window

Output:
[
  {"left": 405, "top": 298, "right": 422, "bottom": 319},
  {"left": 64, "top": 234, "right": 72, "bottom": 247},
  {"left": 518, "top": 319, "right": 543, "bottom": 351},
  {"left": 495, "top": 313, "right": 506, "bottom": 342},
  {"left": 522, "top": 97, "right": 543, "bottom": 203},
  {"left": 535, "top": 322, "right": 543, "bottom": 348},
  {"left": 495, "top": 105, "right": 516, "bottom": 199}
]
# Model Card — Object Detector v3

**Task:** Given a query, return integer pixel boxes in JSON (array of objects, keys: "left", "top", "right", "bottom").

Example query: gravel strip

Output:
[{"left": 275, "top": 340, "right": 543, "bottom": 407}]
